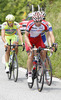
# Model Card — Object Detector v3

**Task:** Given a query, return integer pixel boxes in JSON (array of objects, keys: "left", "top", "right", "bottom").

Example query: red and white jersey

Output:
[
  {"left": 26, "top": 20, "right": 49, "bottom": 38},
  {"left": 42, "top": 20, "right": 52, "bottom": 31}
]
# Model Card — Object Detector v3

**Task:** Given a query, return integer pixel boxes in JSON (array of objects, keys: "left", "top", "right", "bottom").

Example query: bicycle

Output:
[
  {"left": 5, "top": 39, "right": 25, "bottom": 82},
  {"left": 28, "top": 46, "right": 53, "bottom": 92}
]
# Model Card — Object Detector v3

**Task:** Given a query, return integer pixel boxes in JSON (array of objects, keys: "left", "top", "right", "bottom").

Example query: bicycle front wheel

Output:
[
  {"left": 7, "top": 63, "right": 12, "bottom": 80},
  {"left": 12, "top": 53, "right": 18, "bottom": 82},
  {"left": 37, "top": 62, "right": 44, "bottom": 92}
]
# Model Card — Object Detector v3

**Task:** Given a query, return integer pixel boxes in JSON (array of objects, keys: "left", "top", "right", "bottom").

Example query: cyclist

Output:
[
  {"left": 1, "top": 14, "right": 24, "bottom": 73},
  {"left": 41, "top": 11, "right": 57, "bottom": 49},
  {"left": 25, "top": 11, "right": 52, "bottom": 83}
]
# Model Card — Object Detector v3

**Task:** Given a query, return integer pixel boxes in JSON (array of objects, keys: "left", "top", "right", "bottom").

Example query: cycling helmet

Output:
[
  {"left": 5, "top": 14, "right": 15, "bottom": 21},
  {"left": 32, "top": 11, "right": 43, "bottom": 22},
  {"left": 41, "top": 11, "right": 46, "bottom": 19}
]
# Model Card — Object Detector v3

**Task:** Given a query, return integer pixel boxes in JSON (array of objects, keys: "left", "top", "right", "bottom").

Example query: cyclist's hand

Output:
[
  {"left": 22, "top": 43, "right": 25, "bottom": 47},
  {"left": 4, "top": 42, "right": 10, "bottom": 52},
  {"left": 49, "top": 47, "right": 54, "bottom": 53},
  {"left": 22, "top": 43, "right": 25, "bottom": 51},
  {"left": 13, "top": 41, "right": 18, "bottom": 48},
  {"left": 29, "top": 46, "right": 33, "bottom": 52},
  {"left": 13, "top": 41, "right": 18, "bottom": 45},
  {"left": 4, "top": 42, "right": 8, "bottom": 48},
  {"left": 52, "top": 43, "right": 58, "bottom": 52}
]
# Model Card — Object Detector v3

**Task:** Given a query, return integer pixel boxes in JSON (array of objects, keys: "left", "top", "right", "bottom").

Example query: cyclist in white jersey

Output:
[
  {"left": 25, "top": 11, "right": 53, "bottom": 83},
  {"left": 1, "top": 14, "right": 24, "bottom": 73}
]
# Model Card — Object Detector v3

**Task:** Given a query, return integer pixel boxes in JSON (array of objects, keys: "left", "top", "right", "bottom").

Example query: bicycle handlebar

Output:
[
  {"left": 29, "top": 47, "right": 53, "bottom": 57},
  {"left": 31, "top": 48, "right": 51, "bottom": 51},
  {"left": 5, "top": 44, "right": 25, "bottom": 52}
]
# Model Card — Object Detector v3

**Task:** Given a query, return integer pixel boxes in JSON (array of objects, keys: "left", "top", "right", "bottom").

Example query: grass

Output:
[
  {"left": 18, "top": 34, "right": 28, "bottom": 69},
  {"left": 45, "top": 0, "right": 61, "bottom": 78}
]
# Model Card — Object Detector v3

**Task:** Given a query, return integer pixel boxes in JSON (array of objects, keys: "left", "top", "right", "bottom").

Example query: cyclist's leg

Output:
[
  {"left": 36, "top": 35, "right": 50, "bottom": 79},
  {"left": 35, "top": 34, "right": 46, "bottom": 61},
  {"left": 25, "top": 41, "right": 34, "bottom": 83},
  {"left": 41, "top": 35, "right": 49, "bottom": 68},
  {"left": 11, "top": 35, "right": 18, "bottom": 54},
  {"left": 5, "top": 36, "right": 10, "bottom": 72}
]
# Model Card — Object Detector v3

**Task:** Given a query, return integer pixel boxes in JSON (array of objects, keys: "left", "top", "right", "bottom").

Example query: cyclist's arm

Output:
[
  {"left": 46, "top": 31, "right": 52, "bottom": 47},
  {"left": 25, "top": 31, "right": 32, "bottom": 47},
  {"left": 17, "top": 28, "right": 23, "bottom": 45},
  {"left": 47, "top": 22, "right": 55, "bottom": 44},
  {"left": 1, "top": 29, "right": 6, "bottom": 43},
  {"left": 49, "top": 31, "right": 55, "bottom": 43}
]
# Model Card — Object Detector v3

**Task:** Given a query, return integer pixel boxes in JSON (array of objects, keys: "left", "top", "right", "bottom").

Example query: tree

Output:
[{"left": 0, "top": 0, "right": 46, "bottom": 23}]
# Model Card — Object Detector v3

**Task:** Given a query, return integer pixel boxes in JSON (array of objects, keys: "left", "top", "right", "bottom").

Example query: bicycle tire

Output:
[
  {"left": 28, "top": 67, "right": 37, "bottom": 88},
  {"left": 37, "top": 61, "right": 44, "bottom": 92},
  {"left": 12, "top": 53, "right": 18, "bottom": 82},
  {"left": 45, "top": 55, "right": 52, "bottom": 86},
  {"left": 7, "top": 63, "right": 12, "bottom": 80}
]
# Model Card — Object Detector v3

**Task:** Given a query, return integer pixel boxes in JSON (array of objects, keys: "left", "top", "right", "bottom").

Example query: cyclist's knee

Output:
[
  {"left": 5, "top": 50, "right": 10, "bottom": 54},
  {"left": 28, "top": 56, "right": 33, "bottom": 60},
  {"left": 41, "top": 50, "right": 46, "bottom": 57},
  {"left": 5, "top": 46, "right": 10, "bottom": 53},
  {"left": 41, "top": 51, "right": 46, "bottom": 61},
  {"left": 15, "top": 48, "right": 18, "bottom": 54}
]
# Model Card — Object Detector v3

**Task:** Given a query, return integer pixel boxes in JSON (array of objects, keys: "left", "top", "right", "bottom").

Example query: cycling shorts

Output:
[
  {"left": 25, "top": 34, "right": 45, "bottom": 52},
  {"left": 5, "top": 35, "right": 18, "bottom": 45}
]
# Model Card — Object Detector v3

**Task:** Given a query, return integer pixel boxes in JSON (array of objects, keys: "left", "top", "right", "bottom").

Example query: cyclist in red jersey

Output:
[
  {"left": 41, "top": 11, "right": 57, "bottom": 48},
  {"left": 25, "top": 11, "right": 52, "bottom": 83}
]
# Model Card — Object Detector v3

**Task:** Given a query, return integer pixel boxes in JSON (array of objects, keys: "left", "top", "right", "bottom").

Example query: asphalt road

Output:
[{"left": 0, "top": 36, "right": 61, "bottom": 100}]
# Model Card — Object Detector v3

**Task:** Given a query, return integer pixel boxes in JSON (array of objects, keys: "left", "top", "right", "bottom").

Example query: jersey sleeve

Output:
[
  {"left": 26, "top": 22, "right": 30, "bottom": 32},
  {"left": 1, "top": 22, "right": 7, "bottom": 29},
  {"left": 48, "top": 22, "right": 52, "bottom": 31},
  {"left": 41, "top": 21, "right": 49, "bottom": 32},
  {"left": 26, "top": 20, "right": 34, "bottom": 32}
]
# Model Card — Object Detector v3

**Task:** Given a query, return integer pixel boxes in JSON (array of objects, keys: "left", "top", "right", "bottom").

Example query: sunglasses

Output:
[
  {"left": 8, "top": 21, "right": 13, "bottom": 23},
  {"left": 34, "top": 20, "right": 42, "bottom": 23}
]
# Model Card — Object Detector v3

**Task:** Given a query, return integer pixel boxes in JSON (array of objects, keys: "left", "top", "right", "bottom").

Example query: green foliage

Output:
[
  {"left": 18, "top": 35, "right": 28, "bottom": 69},
  {"left": 0, "top": 0, "right": 46, "bottom": 23},
  {"left": 45, "top": 0, "right": 61, "bottom": 78}
]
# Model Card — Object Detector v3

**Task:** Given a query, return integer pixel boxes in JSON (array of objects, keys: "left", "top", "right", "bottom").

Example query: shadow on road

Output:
[{"left": 28, "top": 80, "right": 61, "bottom": 92}]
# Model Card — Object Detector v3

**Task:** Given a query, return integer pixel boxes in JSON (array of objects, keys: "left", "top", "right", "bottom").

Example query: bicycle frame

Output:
[{"left": 5, "top": 39, "right": 24, "bottom": 82}]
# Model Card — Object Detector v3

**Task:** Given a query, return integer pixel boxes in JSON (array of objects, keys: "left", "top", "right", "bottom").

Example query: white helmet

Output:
[
  {"left": 32, "top": 11, "right": 43, "bottom": 22},
  {"left": 5, "top": 14, "right": 15, "bottom": 21},
  {"left": 41, "top": 11, "right": 46, "bottom": 18}
]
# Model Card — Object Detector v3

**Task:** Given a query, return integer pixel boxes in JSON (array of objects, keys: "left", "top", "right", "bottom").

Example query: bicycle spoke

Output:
[
  {"left": 7, "top": 64, "right": 12, "bottom": 80},
  {"left": 37, "top": 65, "right": 44, "bottom": 92}
]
